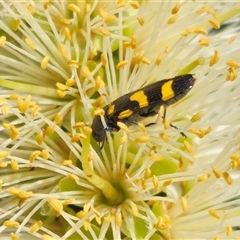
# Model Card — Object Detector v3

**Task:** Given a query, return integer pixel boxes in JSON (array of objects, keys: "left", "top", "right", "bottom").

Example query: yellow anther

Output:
[
  {"left": 72, "top": 122, "right": 85, "bottom": 129},
  {"left": 209, "top": 49, "right": 220, "bottom": 67},
  {"left": 159, "top": 133, "right": 170, "bottom": 142},
  {"left": 172, "top": 2, "right": 180, "bottom": 14},
  {"left": 66, "top": 78, "right": 76, "bottom": 86},
  {"left": 41, "top": 149, "right": 49, "bottom": 159},
  {"left": 43, "top": 0, "right": 50, "bottom": 10},
  {"left": 60, "top": 160, "right": 73, "bottom": 166},
  {"left": 180, "top": 196, "right": 188, "bottom": 212},
  {"left": 41, "top": 56, "right": 50, "bottom": 69},
  {"left": 197, "top": 173, "right": 211, "bottom": 182},
  {"left": 60, "top": 18, "right": 71, "bottom": 25},
  {"left": 94, "top": 108, "right": 105, "bottom": 116},
  {"left": 198, "top": 37, "right": 209, "bottom": 47},
  {"left": 226, "top": 60, "right": 239, "bottom": 68},
  {"left": 31, "top": 105, "right": 40, "bottom": 117},
  {"left": 152, "top": 175, "right": 159, "bottom": 190},
  {"left": 191, "top": 111, "right": 204, "bottom": 122},
  {"left": 11, "top": 159, "right": 19, "bottom": 170},
  {"left": 36, "top": 131, "right": 44, "bottom": 145},
  {"left": 117, "top": 122, "right": 128, "bottom": 132},
  {"left": 155, "top": 214, "right": 171, "bottom": 230},
  {"left": 119, "top": 133, "right": 127, "bottom": 145},
  {"left": 71, "top": 133, "right": 87, "bottom": 142},
  {"left": 47, "top": 198, "right": 63, "bottom": 212},
  {"left": 4, "top": 220, "right": 20, "bottom": 227},
  {"left": 104, "top": 215, "right": 112, "bottom": 222},
  {"left": 9, "top": 94, "right": 19, "bottom": 100},
  {"left": 212, "top": 166, "right": 221, "bottom": 178},
  {"left": 137, "top": 17, "right": 145, "bottom": 26},
  {"left": 226, "top": 67, "right": 237, "bottom": 81},
  {"left": 67, "top": 60, "right": 79, "bottom": 67},
  {"left": 56, "top": 82, "right": 67, "bottom": 91},
  {"left": 95, "top": 76, "right": 105, "bottom": 90},
  {"left": 163, "top": 179, "right": 173, "bottom": 187},
  {"left": 116, "top": 0, "right": 126, "bottom": 8},
  {"left": 81, "top": 65, "right": 91, "bottom": 78},
  {"left": 1, "top": 105, "right": 9, "bottom": 116},
  {"left": 184, "top": 140, "right": 192, "bottom": 153},
  {"left": 42, "top": 234, "right": 57, "bottom": 240},
  {"left": 29, "top": 150, "right": 41, "bottom": 163},
  {"left": 208, "top": 209, "right": 220, "bottom": 219},
  {"left": 163, "top": 118, "right": 170, "bottom": 130},
  {"left": 135, "top": 136, "right": 150, "bottom": 143},
  {"left": 138, "top": 122, "right": 147, "bottom": 133},
  {"left": 2, "top": 122, "right": 10, "bottom": 130},
  {"left": 156, "top": 53, "right": 163, "bottom": 66},
  {"left": 165, "top": 45, "right": 170, "bottom": 53},
  {"left": 193, "top": 28, "right": 208, "bottom": 35},
  {"left": 208, "top": 18, "right": 220, "bottom": 29},
  {"left": 167, "top": 14, "right": 178, "bottom": 24},
  {"left": 30, "top": 220, "right": 43, "bottom": 233},
  {"left": 10, "top": 125, "right": 20, "bottom": 135},
  {"left": 0, "top": 36, "right": 6, "bottom": 47},
  {"left": 99, "top": 8, "right": 107, "bottom": 18},
  {"left": 54, "top": 114, "right": 62, "bottom": 124},
  {"left": 62, "top": 198, "right": 75, "bottom": 205},
  {"left": 144, "top": 168, "right": 151, "bottom": 179},
  {"left": 85, "top": 4, "right": 91, "bottom": 13},
  {"left": 25, "top": 38, "right": 35, "bottom": 50},
  {"left": 141, "top": 57, "right": 150, "bottom": 65},
  {"left": 116, "top": 212, "right": 122, "bottom": 227},
  {"left": 131, "top": 203, "right": 138, "bottom": 216},
  {"left": 101, "top": 53, "right": 108, "bottom": 66},
  {"left": 226, "top": 225, "right": 232, "bottom": 236},
  {"left": 141, "top": 178, "right": 147, "bottom": 190},
  {"left": 46, "top": 124, "right": 55, "bottom": 136},
  {"left": 68, "top": 3, "right": 80, "bottom": 13},
  {"left": 84, "top": 219, "right": 91, "bottom": 231},
  {"left": 67, "top": 173, "right": 80, "bottom": 180},
  {"left": 116, "top": 60, "right": 129, "bottom": 69},
  {"left": 93, "top": 96, "right": 105, "bottom": 108},
  {"left": 130, "top": 1, "right": 139, "bottom": 9},
  {"left": 59, "top": 43, "right": 67, "bottom": 58},
  {"left": 11, "top": 233, "right": 18, "bottom": 240},
  {"left": 99, "top": 27, "right": 111, "bottom": 36},
  {"left": 63, "top": 27, "right": 71, "bottom": 40},
  {"left": 228, "top": 35, "right": 236, "bottom": 44},
  {"left": 27, "top": 4, "right": 35, "bottom": 14},
  {"left": 0, "top": 162, "right": 7, "bottom": 167},
  {"left": 11, "top": 19, "right": 20, "bottom": 31},
  {"left": 76, "top": 210, "right": 86, "bottom": 219},
  {"left": 222, "top": 171, "right": 232, "bottom": 185},
  {"left": 89, "top": 46, "right": 97, "bottom": 60}
]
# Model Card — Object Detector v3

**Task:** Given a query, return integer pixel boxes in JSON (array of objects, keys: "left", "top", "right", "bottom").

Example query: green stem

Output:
[{"left": 0, "top": 79, "right": 58, "bottom": 98}]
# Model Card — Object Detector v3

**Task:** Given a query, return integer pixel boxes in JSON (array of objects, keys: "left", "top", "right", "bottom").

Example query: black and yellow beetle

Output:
[{"left": 91, "top": 74, "right": 196, "bottom": 148}]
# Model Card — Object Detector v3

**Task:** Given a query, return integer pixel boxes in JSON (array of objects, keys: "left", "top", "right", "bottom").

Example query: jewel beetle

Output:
[{"left": 91, "top": 74, "right": 196, "bottom": 149}]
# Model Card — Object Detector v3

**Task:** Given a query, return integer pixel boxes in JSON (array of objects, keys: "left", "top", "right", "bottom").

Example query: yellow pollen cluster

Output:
[
  {"left": 188, "top": 126, "right": 212, "bottom": 138},
  {"left": 197, "top": 5, "right": 217, "bottom": 18},
  {"left": 7, "top": 187, "right": 33, "bottom": 198},
  {"left": 209, "top": 49, "right": 220, "bottom": 67},
  {"left": 30, "top": 220, "right": 43, "bottom": 233},
  {"left": 155, "top": 214, "right": 171, "bottom": 230},
  {"left": 230, "top": 154, "right": 240, "bottom": 170},
  {"left": 181, "top": 27, "right": 208, "bottom": 37},
  {"left": 226, "top": 60, "right": 239, "bottom": 81},
  {"left": 47, "top": 198, "right": 63, "bottom": 216}
]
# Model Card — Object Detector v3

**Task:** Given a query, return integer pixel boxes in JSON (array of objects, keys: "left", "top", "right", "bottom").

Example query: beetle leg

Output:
[
  {"left": 122, "top": 119, "right": 139, "bottom": 126},
  {"left": 163, "top": 108, "right": 187, "bottom": 138}
]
